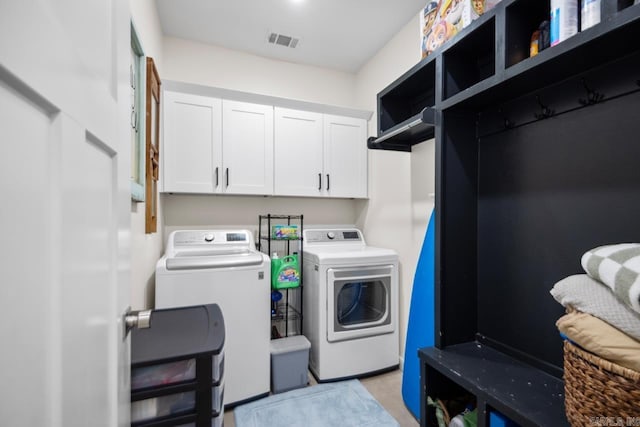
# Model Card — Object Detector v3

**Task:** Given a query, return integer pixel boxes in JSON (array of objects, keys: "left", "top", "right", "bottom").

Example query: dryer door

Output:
[{"left": 326, "top": 265, "right": 395, "bottom": 342}]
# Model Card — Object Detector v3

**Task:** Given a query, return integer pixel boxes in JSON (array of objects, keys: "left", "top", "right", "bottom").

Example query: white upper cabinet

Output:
[
  {"left": 163, "top": 95, "right": 274, "bottom": 195},
  {"left": 162, "top": 91, "right": 222, "bottom": 193},
  {"left": 222, "top": 100, "right": 274, "bottom": 195},
  {"left": 162, "top": 82, "right": 369, "bottom": 198},
  {"left": 323, "top": 115, "right": 368, "bottom": 198},
  {"left": 274, "top": 108, "right": 324, "bottom": 197},
  {"left": 274, "top": 109, "right": 368, "bottom": 198}
]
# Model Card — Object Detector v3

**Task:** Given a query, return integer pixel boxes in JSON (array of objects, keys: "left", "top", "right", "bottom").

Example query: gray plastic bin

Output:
[{"left": 270, "top": 335, "right": 310, "bottom": 394}]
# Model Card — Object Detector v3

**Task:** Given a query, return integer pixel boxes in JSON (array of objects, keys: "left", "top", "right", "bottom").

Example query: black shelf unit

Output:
[
  {"left": 367, "top": 1, "right": 640, "bottom": 426},
  {"left": 367, "top": 107, "right": 436, "bottom": 152},
  {"left": 442, "top": 17, "right": 496, "bottom": 100},
  {"left": 369, "top": 0, "right": 640, "bottom": 150},
  {"left": 420, "top": 343, "right": 566, "bottom": 427},
  {"left": 131, "top": 304, "right": 225, "bottom": 427},
  {"left": 257, "top": 214, "right": 304, "bottom": 339},
  {"left": 368, "top": 55, "right": 437, "bottom": 151}
]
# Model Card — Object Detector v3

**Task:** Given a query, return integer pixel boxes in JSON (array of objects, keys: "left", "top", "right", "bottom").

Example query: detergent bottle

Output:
[
  {"left": 271, "top": 253, "right": 282, "bottom": 287},
  {"left": 271, "top": 253, "right": 300, "bottom": 289}
]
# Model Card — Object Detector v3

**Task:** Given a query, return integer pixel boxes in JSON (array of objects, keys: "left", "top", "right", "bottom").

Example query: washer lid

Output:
[
  {"left": 165, "top": 251, "right": 265, "bottom": 270},
  {"left": 162, "top": 230, "right": 266, "bottom": 271}
]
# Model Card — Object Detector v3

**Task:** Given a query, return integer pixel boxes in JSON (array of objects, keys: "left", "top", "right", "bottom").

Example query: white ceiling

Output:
[{"left": 155, "top": 0, "right": 425, "bottom": 73}]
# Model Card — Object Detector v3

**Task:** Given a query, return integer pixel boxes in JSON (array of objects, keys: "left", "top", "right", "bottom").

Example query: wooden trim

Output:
[{"left": 145, "top": 57, "right": 160, "bottom": 234}]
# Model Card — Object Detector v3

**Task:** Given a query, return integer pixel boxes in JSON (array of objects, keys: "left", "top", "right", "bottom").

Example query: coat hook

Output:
[
  {"left": 534, "top": 95, "right": 554, "bottom": 120},
  {"left": 579, "top": 78, "right": 604, "bottom": 106},
  {"left": 498, "top": 108, "right": 513, "bottom": 129}
]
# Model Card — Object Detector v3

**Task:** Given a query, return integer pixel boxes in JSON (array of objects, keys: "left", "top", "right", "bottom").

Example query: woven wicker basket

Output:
[{"left": 563, "top": 340, "right": 640, "bottom": 426}]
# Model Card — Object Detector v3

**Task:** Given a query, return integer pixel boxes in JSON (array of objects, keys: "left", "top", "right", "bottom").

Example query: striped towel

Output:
[{"left": 581, "top": 243, "right": 640, "bottom": 314}]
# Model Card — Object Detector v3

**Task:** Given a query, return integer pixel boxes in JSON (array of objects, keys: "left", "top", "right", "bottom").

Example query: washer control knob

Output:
[
  {"left": 204, "top": 234, "right": 214, "bottom": 242},
  {"left": 327, "top": 232, "right": 336, "bottom": 240}
]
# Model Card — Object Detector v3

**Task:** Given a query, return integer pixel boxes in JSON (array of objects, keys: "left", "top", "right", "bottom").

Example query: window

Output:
[{"left": 130, "top": 22, "right": 145, "bottom": 202}]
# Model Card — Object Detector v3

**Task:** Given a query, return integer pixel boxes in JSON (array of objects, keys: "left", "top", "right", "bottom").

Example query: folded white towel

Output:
[{"left": 550, "top": 274, "right": 640, "bottom": 341}]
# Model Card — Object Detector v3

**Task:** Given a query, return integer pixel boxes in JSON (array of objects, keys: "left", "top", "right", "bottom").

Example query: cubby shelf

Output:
[
  {"left": 369, "top": 0, "right": 640, "bottom": 150},
  {"left": 420, "top": 342, "right": 567, "bottom": 427},
  {"left": 442, "top": 17, "right": 496, "bottom": 101},
  {"left": 368, "top": 52, "right": 437, "bottom": 151},
  {"left": 367, "top": 107, "right": 435, "bottom": 152}
]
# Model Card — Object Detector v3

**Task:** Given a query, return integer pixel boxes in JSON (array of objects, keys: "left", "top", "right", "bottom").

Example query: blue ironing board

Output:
[{"left": 402, "top": 209, "right": 435, "bottom": 420}]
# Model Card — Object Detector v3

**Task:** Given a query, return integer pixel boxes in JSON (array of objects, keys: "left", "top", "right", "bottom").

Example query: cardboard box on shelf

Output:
[{"left": 421, "top": 0, "right": 502, "bottom": 58}]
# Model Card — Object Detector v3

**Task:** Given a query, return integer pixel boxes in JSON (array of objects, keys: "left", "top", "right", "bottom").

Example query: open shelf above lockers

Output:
[
  {"left": 369, "top": 0, "right": 640, "bottom": 151},
  {"left": 367, "top": 56, "right": 436, "bottom": 152},
  {"left": 443, "top": 17, "right": 496, "bottom": 101}
]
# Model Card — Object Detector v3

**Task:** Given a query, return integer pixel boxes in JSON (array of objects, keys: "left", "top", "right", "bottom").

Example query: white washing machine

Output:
[
  {"left": 155, "top": 230, "right": 270, "bottom": 406},
  {"left": 303, "top": 227, "right": 399, "bottom": 382}
]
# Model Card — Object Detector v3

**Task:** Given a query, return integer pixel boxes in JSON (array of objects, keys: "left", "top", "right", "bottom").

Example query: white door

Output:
[
  {"left": 163, "top": 91, "right": 222, "bottom": 193},
  {"left": 324, "top": 114, "right": 368, "bottom": 198},
  {"left": 0, "top": 2, "right": 131, "bottom": 427},
  {"left": 274, "top": 107, "right": 324, "bottom": 197},
  {"left": 222, "top": 100, "right": 274, "bottom": 195}
]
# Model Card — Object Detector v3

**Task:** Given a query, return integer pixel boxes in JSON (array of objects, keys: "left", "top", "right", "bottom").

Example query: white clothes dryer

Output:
[
  {"left": 155, "top": 230, "right": 270, "bottom": 406},
  {"left": 302, "top": 227, "right": 399, "bottom": 382}
]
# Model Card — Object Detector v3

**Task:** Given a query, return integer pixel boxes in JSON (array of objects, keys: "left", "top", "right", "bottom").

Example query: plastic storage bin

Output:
[
  {"left": 131, "top": 391, "right": 196, "bottom": 423},
  {"left": 270, "top": 335, "right": 310, "bottom": 394},
  {"left": 131, "top": 358, "right": 196, "bottom": 390},
  {"left": 131, "top": 304, "right": 225, "bottom": 427}
]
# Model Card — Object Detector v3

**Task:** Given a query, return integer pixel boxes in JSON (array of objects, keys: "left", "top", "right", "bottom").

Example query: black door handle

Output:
[
  {"left": 326, "top": 174, "right": 330, "bottom": 191},
  {"left": 215, "top": 167, "right": 219, "bottom": 187},
  {"left": 226, "top": 168, "right": 229, "bottom": 187},
  {"left": 318, "top": 173, "right": 322, "bottom": 191}
]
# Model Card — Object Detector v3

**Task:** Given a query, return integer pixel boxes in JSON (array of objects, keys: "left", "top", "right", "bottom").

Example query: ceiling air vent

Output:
[{"left": 267, "top": 32, "right": 300, "bottom": 48}]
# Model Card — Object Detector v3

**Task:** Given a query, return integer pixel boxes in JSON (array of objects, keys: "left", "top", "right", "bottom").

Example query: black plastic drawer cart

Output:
[{"left": 131, "top": 304, "right": 225, "bottom": 427}]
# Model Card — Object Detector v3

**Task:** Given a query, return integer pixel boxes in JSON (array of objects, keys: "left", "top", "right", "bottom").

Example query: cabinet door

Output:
[
  {"left": 274, "top": 108, "right": 324, "bottom": 197},
  {"left": 222, "top": 100, "right": 274, "bottom": 195},
  {"left": 162, "top": 91, "right": 222, "bottom": 193},
  {"left": 323, "top": 114, "right": 368, "bottom": 198}
]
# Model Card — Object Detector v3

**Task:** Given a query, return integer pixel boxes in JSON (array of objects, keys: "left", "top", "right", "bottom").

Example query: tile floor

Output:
[{"left": 223, "top": 369, "right": 419, "bottom": 427}]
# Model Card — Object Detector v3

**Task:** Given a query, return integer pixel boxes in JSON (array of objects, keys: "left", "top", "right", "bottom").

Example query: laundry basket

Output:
[{"left": 563, "top": 340, "right": 640, "bottom": 425}]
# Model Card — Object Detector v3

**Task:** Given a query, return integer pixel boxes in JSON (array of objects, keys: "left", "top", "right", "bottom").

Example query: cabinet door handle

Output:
[
  {"left": 318, "top": 173, "right": 322, "bottom": 191},
  {"left": 226, "top": 168, "right": 229, "bottom": 187},
  {"left": 215, "top": 167, "right": 219, "bottom": 187},
  {"left": 326, "top": 174, "right": 330, "bottom": 191}
]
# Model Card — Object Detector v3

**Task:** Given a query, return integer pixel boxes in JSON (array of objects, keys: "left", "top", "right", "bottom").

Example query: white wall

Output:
[
  {"left": 354, "top": 13, "right": 435, "bottom": 365},
  {"left": 130, "top": 1, "right": 164, "bottom": 68},
  {"left": 162, "top": 37, "right": 357, "bottom": 107},
  {"left": 163, "top": 194, "right": 359, "bottom": 235},
  {"left": 130, "top": 0, "right": 165, "bottom": 309}
]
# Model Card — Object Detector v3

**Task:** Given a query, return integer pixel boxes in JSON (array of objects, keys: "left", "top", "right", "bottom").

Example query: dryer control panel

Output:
[{"left": 305, "top": 229, "right": 363, "bottom": 244}]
